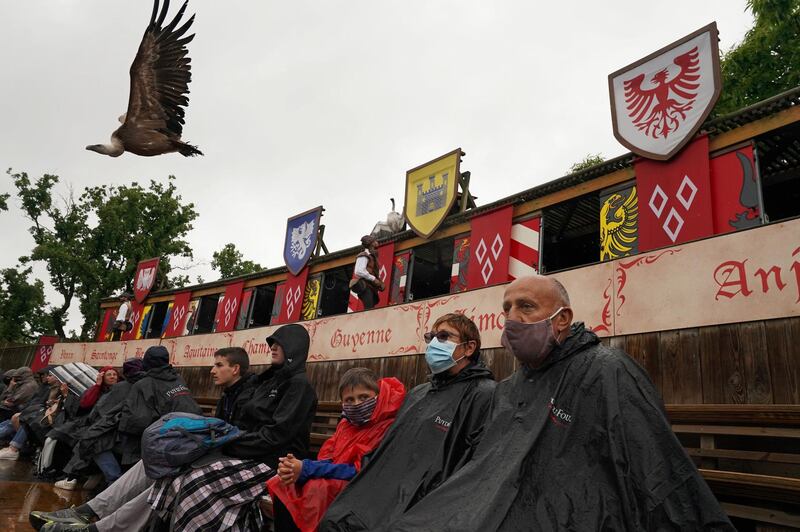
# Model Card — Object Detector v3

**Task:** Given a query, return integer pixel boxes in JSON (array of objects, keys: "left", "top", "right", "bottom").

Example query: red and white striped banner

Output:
[{"left": 509, "top": 216, "right": 541, "bottom": 279}]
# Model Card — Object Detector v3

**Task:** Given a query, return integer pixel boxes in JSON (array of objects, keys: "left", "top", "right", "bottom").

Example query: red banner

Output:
[
  {"left": 133, "top": 257, "right": 160, "bottom": 304},
  {"left": 710, "top": 144, "right": 763, "bottom": 235},
  {"left": 96, "top": 309, "right": 115, "bottom": 342},
  {"left": 635, "top": 136, "right": 713, "bottom": 252},
  {"left": 121, "top": 301, "right": 144, "bottom": 341},
  {"left": 509, "top": 216, "right": 541, "bottom": 278},
  {"left": 389, "top": 251, "right": 412, "bottom": 305},
  {"left": 237, "top": 289, "right": 254, "bottom": 330},
  {"left": 163, "top": 291, "right": 192, "bottom": 338},
  {"left": 466, "top": 205, "right": 513, "bottom": 289},
  {"left": 30, "top": 336, "right": 59, "bottom": 372},
  {"left": 214, "top": 281, "right": 245, "bottom": 333},
  {"left": 450, "top": 236, "right": 470, "bottom": 293},
  {"left": 274, "top": 269, "right": 309, "bottom": 324}
]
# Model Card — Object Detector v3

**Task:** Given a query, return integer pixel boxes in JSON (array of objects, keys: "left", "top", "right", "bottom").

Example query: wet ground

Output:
[{"left": 0, "top": 460, "right": 89, "bottom": 531}]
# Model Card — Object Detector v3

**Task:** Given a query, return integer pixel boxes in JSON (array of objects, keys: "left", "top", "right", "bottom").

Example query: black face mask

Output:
[{"left": 342, "top": 396, "right": 378, "bottom": 426}]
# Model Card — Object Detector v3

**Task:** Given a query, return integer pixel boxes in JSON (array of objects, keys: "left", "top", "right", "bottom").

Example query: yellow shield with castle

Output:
[{"left": 404, "top": 149, "right": 462, "bottom": 238}]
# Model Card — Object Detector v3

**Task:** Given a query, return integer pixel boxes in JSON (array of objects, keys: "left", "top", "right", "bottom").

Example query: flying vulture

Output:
[{"left": 86, "top": 0, "right": 202, "bottom": 157}]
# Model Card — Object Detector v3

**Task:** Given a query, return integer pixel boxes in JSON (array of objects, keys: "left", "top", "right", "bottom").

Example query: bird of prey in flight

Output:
[{"left": 86, "top": 0, "right": 202, "bottom": 157}]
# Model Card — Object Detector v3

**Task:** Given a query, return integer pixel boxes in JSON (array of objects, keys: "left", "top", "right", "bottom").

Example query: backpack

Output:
[{"left": 141, "top": 412, "right": 242, "bottom": 479}]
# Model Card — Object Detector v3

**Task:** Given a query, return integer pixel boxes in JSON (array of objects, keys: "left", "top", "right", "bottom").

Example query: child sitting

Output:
[{"left": 268, "top": 368, "right": 405, "bottom": 532}]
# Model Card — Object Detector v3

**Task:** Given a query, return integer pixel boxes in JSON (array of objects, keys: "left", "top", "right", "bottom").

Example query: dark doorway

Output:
[
  {"left": 193, "top": 294, "right": 220, "bottom": 334},
  {"left": 144, "top": 301, "right": 170, "bottom": 339},
  {"left": 248, "top": 285, "right": 276, "bottom": 328},
  {"left": 756, "top": 121, "right": 800, "bottom": 223},
  {"left": 541, "top": 194, "right": 600, "bottom": 273},
  {"left": 408, "top": 237, "right": 455, "bottom": 301},
  {"left": 319, "top": 265, "right": 353, "bottom": 317}
]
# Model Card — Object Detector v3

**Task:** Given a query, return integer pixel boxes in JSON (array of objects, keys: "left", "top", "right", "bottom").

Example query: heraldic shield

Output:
[
  {"left": 133, "top": 257, "right": 160, "bottom": 304},
  {"left": 284, "top": 206, "right": 323, "bottom": 276},
  {"left": 404, "top": 149, "right": 462, "bottom": 238},
  {"left": 608, "top": 22, "right": 721, "bottom": 161}
]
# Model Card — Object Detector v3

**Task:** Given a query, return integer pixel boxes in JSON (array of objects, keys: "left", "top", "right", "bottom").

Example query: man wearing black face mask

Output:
[{"left": 384, "top": 275, "right": 733, "bottom": 532}]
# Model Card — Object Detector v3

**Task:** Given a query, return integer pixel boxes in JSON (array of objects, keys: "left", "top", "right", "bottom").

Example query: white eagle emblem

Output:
[{"left": 290, "top": 220, "right": 315, "bottom": 260}]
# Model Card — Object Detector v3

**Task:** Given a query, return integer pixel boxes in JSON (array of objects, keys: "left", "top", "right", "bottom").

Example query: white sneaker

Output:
[
  {"left": 0, "top": 447, "right": 19, "bottom": 460},
  {"left": 54, "top": 478, "right": 79, "bottom": 490}
]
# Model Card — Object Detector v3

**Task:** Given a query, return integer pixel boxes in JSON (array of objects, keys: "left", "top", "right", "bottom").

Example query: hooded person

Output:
[
  {"left": 320, "top": 313, "right": 496, "bottom": 532},
  {"left": 383, "top": 275, "right": 733, "bottom": 532},
  {"left": 117, "top": 346, "right": 202, "bottom": 465},
  {"left": 0, "top": 367, "right": 40, "bottom": 421},
  {"left": 145, "top": 323, "right": 319, "bottom": 532},
  {"left": 269, "top": 370, "right": 406, "bottom": 532}
]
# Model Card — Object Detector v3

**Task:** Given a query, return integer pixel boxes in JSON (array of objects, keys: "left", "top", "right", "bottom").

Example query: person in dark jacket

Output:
[
  {"left": 117, "top": 346, "right": 203, "bottom": 465},
  {"left": 321, "top": 313, "right": 496, "bottom": 532},
  {"left": 0, "top": 367, "right": 40, "bottom": 421},
  {"left": 58, "top": 360, "right": 145, "bottom": 488},
  {"left": 383, "top": 275, "right": 734, "bottom": 532}
]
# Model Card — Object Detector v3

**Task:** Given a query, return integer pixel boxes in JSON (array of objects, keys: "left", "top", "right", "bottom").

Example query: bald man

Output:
[{"left": 384, "top": 275, "right": 733, "bottom": 531}]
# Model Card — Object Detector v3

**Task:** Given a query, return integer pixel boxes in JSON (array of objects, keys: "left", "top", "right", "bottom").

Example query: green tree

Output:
[
  {"left": 568, "top": 153, "right": 605, "bottom": 174},
  {"left": 0, "top": 266, "right": 52, "bottom": 343},
  {"left": 715, "top": 0, "right": 800, "bottom": 114},
  {"left": 211, "top": 243, "right": 263, "bottom": 279},
  {"left": 8, "top": 170, "right": 198, "bottom": 339},
  {"left": 0, "top": 193, "right": 8, "bottom": 211}
]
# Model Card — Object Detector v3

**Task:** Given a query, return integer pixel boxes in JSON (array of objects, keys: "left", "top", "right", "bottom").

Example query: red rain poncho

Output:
[{"left": 267, "top": 377, "right": 406, "bottom": 532}]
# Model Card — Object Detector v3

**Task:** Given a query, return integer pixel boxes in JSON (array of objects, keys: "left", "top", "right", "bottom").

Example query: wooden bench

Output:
[
  {"left": 309, "top": 401, "right": 342, "bottom": 456},
  {"left": 666, "top": 404, "right": 800, "bottom": 529},
  {"left": 196, "top": 396, "right": 218, "bottom": 417}
]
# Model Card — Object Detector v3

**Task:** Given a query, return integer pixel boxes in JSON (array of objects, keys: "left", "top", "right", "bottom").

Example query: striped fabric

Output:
[{"left": 509, "top": 217, "right": 541, "bottom": 279}]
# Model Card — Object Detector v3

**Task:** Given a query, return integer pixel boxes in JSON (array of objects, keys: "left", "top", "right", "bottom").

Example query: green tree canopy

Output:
[
  {"left": 8, "top": 170, "right": 198, "bottom": 339},
  {"left": 0, "top": 266, "right": 52, "bottom": 343},
  {"left": 211, "top": 243, "right": 263, "bottom": 280},
  {"left": 716, "top": 0, "right": 800, "bottom": 114}
]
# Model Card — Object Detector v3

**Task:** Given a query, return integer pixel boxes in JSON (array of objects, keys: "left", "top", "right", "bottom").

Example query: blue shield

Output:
[{"left": 283, "top": 207, "right": 323, "bottom": 276}]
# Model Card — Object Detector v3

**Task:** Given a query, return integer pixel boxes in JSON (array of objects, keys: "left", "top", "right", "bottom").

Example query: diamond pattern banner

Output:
[
  {"left": 213, "top": 281, "right": 245, "bottom": 333},
  {"left": 163, "top": 291, "right": 192, "bottom": 338},
  {"left": 466, "top": 205, "right": 513, "bottom": 289},
  {"left": 635, "top": 136, "right": 713, "bottom": 252},
  {"left": 274, "top": 268, "right": 310, "bottom": 324}
]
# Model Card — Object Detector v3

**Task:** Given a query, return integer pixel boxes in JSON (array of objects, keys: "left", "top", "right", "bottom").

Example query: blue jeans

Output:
[
  {"left": 0, "top": 419, "right": 16, "bottom": 441},
  {"left": 93, "top": 450, "right": 122, "bottom": 484},
  {"left": 9, "top": 425, "right": 28, "bottom": 450}
]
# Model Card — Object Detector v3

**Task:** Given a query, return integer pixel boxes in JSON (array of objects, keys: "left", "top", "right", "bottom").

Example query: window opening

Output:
[{"left": 408, "top": 236, "right": 455, "bottom": 301}]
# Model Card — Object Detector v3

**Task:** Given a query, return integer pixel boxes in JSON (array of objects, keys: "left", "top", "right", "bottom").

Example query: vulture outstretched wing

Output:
[{"left": 126, "top": 0, "right": 195, "bottom": 138}]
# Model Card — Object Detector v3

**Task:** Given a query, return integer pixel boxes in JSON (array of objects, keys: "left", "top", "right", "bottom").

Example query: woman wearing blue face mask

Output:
[{"left": 321, "top": 313, "right": 496, "bottom": 531}]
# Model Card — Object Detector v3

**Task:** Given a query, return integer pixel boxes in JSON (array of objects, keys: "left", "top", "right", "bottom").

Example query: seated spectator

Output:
[
  {"left": 0, "top": 369, "right": 8, "bottom": 397},
  {"left": 383, "top": 275, "right": 733, "bottom": 531},
  {"left": 0, "top": 367, "right": 65, "bottom": 460},
  {"left": 269, "top": 368, "right": 406, "bottom": 532},
  {"left": 0, "top": 367, "right": 39, "bottom": 421},
  {"left": 320, "top": 313, "right": 496, "bottom": 531},
  {"left": 117, "top": 346, "right": 203, "bottom": 467},
  {"left": 147, "top": 324, "right": 318, "bottom": 532},
  {"left": 57, "top": 363, "right": 144, "bottom": 489}
]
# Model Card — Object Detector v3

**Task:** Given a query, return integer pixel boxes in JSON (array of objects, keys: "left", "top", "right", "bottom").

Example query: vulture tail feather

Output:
[{"left": 177, "top": 141, "right": 203, "bottom": 157}]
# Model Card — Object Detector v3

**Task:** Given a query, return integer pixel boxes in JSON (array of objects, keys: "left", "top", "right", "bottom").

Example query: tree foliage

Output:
[
  {"left": 715, "top": 0, "right": 800, "bottom": 114},
  {"left": 568, "top": 153, "right": 605, "bottom": 174},
  {"left": 211, "top": 243, "right": 263, "bottom": 280},
  {"left": 0, "top": 266, "right": 52, "bottom": 343},
  {"left": 7, "top": 170, "right": 198, "bottom": 339}
]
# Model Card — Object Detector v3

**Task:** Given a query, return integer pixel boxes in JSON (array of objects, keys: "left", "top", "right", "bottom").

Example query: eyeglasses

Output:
[{"left": 423, "top": 330, "right": 461, "bottom": 343}]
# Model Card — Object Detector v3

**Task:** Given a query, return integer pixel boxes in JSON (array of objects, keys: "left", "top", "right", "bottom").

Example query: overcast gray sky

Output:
[{"left": 0, "top": 1, "right": 753, "bottom": 335}]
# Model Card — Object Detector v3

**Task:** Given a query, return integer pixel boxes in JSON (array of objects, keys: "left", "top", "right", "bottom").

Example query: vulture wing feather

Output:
[{"left": 125, "top": 0, "right": 195, "bottom": 138}]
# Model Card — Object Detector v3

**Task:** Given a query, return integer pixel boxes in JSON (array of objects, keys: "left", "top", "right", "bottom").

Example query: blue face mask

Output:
[{"left": 425, "top": 338, "right": 466, "bottom": 374}]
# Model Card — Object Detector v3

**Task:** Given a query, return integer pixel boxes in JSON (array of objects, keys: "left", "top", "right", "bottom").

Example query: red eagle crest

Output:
[{"left": 623, "top": 47, "right": 700, "bottom": 139}]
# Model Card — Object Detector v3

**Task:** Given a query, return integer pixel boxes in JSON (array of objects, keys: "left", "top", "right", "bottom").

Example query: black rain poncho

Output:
[
  {"left": 384, "top": 323, "right": 733, "bottom": 532},
  {"left": 221, "top": 324, "right": 318, "bottom": 468},
  {"left": 320, "top": 361, "right": 496, "bottom": 531},
  {"left": 118, "top": 353, "right": 202, "bottom": 464}
]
